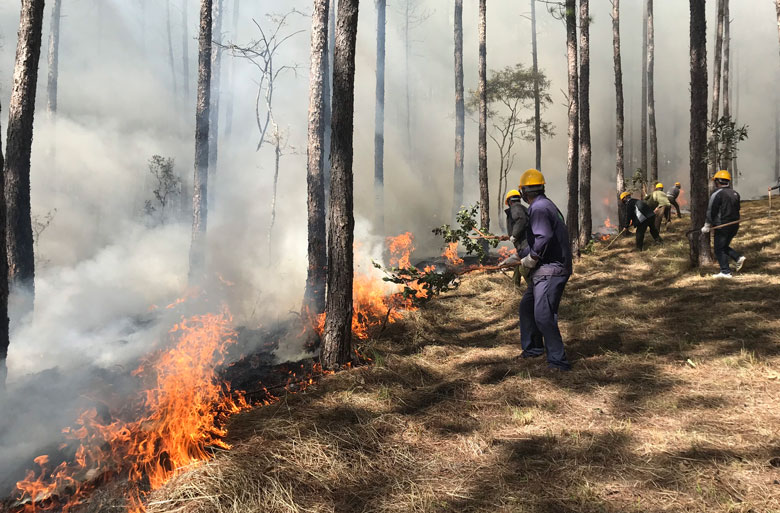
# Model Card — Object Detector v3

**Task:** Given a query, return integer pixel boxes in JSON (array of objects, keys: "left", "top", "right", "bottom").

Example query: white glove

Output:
[
  {"left": 701, "top": 223, "right": 711, "bottom": 234},
  {"left": 521, "top": 254, "right": 538, "bottom": 269},
  {"left": 509, "top": 235, "right": 516, "bottom": 244}
]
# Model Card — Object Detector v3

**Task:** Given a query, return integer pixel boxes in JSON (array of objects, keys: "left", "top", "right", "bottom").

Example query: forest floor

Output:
[{"left": 148, "top": 199, "right": 780, "bottom": 513}]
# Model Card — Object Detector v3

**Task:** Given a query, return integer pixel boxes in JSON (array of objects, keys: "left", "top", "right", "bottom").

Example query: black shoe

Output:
[{"left": 519, "top": 351, "right": 543, "bottom": 359}]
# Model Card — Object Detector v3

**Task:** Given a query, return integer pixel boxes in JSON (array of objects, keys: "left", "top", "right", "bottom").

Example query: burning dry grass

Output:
[{"left": 145, "top": 200, "right": 780, "bottom": 513}]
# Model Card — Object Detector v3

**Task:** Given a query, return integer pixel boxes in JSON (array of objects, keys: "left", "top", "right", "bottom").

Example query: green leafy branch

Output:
[{"left": 432, "top": 205, "right": 499, "bottom": 263}]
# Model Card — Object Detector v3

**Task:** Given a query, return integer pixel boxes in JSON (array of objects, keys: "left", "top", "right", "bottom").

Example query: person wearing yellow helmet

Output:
[
  {"left": 502, "top": 190, "right": 528, "bottom": 254},
  {"left": 644, "top": 183, "right": 671, "bottom": 231},
  {"left": 665, "top": 181, "right": 683, "bottom": 221},
  {"left": 620, "top": 191, "right": 663, "bottom": 251},
  {"left": 703, "top": 170, "right": 745, "bottom": 278},
  {"left": 515, "top": 169, "right": 572, "bottom": 371}
]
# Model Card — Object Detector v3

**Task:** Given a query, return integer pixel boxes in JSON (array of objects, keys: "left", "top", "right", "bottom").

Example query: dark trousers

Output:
[
  {"left": 635, "top": 219, "right": 662, "bottom": 250},
  {"left": 667, "top": 198, "right": 681, "bottom": 219},
  {"left": 713, "top": 225, "right": 742, "bottom": 274},
  {"left": 519, "top": 274, "right": 571, "bottom": 370}
]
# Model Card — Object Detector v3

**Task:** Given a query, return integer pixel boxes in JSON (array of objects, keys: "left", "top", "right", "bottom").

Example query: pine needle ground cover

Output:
[{"left": 148, "top": 200, "right": 780, "bottom": 513}]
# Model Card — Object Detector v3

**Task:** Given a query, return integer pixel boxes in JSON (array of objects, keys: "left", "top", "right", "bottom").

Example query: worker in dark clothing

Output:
[
  {"left": 665, "top": 181, "right": 683, "bottom": 221},
  {"left": 502, "top": 189, "right": 529, "bottom": 253},
  {"left": 517, "top": 169, "right": 572, "bottom": 371},
  {"left": 620, "top": 191, "right": 662, "bottom": 251},
  {"left": 703, "top": 170, "right": 745, "bottom": 278}
]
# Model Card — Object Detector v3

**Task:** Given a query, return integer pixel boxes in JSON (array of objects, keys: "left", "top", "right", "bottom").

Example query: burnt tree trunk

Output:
[
  {"left": 640, "top": 0, "right": 648, "bottom": 183},
  {"left": 322, "top": 0, "right": 359, "bottom": 372},
  {"left": 722, "top": 0, "right": 731, "bottom": 173},
  {"left": 374, "top": 0, "right": 386, "bottom": 236},
  {"left": 452, "top": 0, "right": 464, "bottom": 220},
  {"left": 689, "top": 0, "right": 710, "bottom": 267},
  {"left": 182, "top": 0, "right": 190, "bottom": 102},
  {"left": 303, "top": 0, "right": 329, "bottom": 320},
  {"left": 225, "top": 0, "right": 240, "bottom": 137},
  {"left": 5, "top": 0, "right": 46, "bottom": 303},
  {"left": 709, "top": 0, "right": 725, "bottom": 181},
  {"left": 612, "top": 0, "right": 626, "bottom": 229},
  {"left": 478, "top": 0, "right": 489, "bottom": 242},
  {"left": 647, "top": 0, "right": 658, "bottom": 183},
  {"left": 0, "top": 101, "right": 8, "bottom": 389},
  {"left": 189, "top": 0, "right": 213, "bottom": 281},
  {"left": 208, "top": 0, "right": 224, "bottom": 189},
  {"left": 531, "top": 0, "right": 541, "bottom": 170},
  {"left": 166, "top": 0, "right": 178, "bottom": 98},
  {"left": 565, "top": 0, "right": 579, "bottom": 256},
  {"left": 46, "top": 0, "right": 62, "bottom": 117},
  {"left": 578, "top": 0, "right": 591, "bottom": 247}
]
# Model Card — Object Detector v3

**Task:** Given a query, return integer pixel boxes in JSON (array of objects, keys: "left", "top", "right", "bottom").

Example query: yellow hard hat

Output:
[
  {"left": 518, "top": 168, "right": 545, "bottom": 187},
  {"left": 655, "top": 182, "right": 664, "bottom": 189},
  {"left": 713, "top": 170, "right": 732, "bottom": 181},
  {"left": 505, "top": 189, "right": 521, "bottom": 205},
  {"left": 674, "top": 182, "right": 681, "bottom": 187},
  {"left": 620, "top": 191, "right": 631, "bottom": 201}
]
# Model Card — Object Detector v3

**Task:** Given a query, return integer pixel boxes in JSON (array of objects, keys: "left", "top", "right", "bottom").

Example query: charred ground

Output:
[{"left": 146, "top": 199, "right": 779, "bottom": 512}]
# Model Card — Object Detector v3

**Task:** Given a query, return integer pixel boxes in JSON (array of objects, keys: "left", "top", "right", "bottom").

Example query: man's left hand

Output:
[{"left": 521, "top": 254, "right": 538, "bottom": 269}]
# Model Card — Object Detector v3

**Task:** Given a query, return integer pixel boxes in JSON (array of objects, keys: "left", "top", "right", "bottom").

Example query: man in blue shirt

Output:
[{"left": 516, "top": 169, "right": 573, "bottom": 371}]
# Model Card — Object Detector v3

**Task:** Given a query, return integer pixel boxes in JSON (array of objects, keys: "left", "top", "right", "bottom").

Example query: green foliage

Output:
[
  {"left": 466, "top": 64, "right": 555, "bottom": 141},
  {"left": 372, "top": 261, "right": 459, "bottom": 307},
  {"left": 145, "top": 155, "right": 181, "bottom": 225},
  {"left": 432, "top": 205, "right": 499, "bottom": 263},
  {"left": 708, "top": 115, "right": 748, "bottom": 171}
]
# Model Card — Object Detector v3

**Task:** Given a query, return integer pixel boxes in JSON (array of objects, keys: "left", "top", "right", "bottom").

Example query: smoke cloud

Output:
[{"left": 0, "top": 0, "right": 778, "bottom": 495}]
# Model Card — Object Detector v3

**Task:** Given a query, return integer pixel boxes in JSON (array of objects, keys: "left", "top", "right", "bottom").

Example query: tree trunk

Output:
[
  {"left": 478, "top": 0, "right": 489, "bottom": 242},
  {"left": 404, "top": 0, "right": 412, "bottom": 159},
  {"left": 565, "top": 0, "right": 579, "bottom": 256},
  {"left": 709, "top": 0, "right": 725, "bottom": 181},
  {"left": 189, "top": 0, "right": 213, "bottom": 281},
  {"left": 374, "top": 0, "right": 386, "bottom": 236},
  {"left": 46, "top": 0, "right": 62, "bottom": 117},
  {"left": 689, "top": 0, "right": 711, "bottom": 267},
  {"left": 578, "top": 0, "right": 591, "bottom": 247},
  {"left": 208, "top": 0, "right": 224, "bottom": 187},
  {"left": 166, "top": 0, "right": 178, "bottom": 98},
  {"left": 324, "top": 0, "right": 335, "bottom": 201},
  {"left": 0, "top": 101, "right": 9, "bottom": 389},
  {"left": 452, "top": 0, "right": 464, "bottom": 221},
  {"left": 647, "top": 0, "right": 658, "bottom": 183},
  {"left": 776, "top": 0, "right": 780, "bottom": 66},
  {"left": 303, "top": 0, "right": 329, "bottom": 321},
  {"left": 182, "top": 0, "right": 190, "bottom": 102},
  {"left": 5, "top": 0, "right": 46, "bottom": 304},
  {"left": 322, "top": 0, "right": 359, "bottom": 372},
  {"left": 224, "top": 0, "right": 240, "bottom": 137},
  {"left": 722, "top": 0, "right": 731, "bottom": 173},
  {"left": 612, "top": 0, "right": 626, "bottom": 230},
  {"left": 267, "top": 136, "right": 281, "bottom": 260},
  {"left": 531, "top": 0, "right": 541, "bottom": 170},
  {"left": 640, "top": 1, "right": 648, "bottom": 183},
  {"left": 775, "top": 103, "right": 779, "bottom": 182}
]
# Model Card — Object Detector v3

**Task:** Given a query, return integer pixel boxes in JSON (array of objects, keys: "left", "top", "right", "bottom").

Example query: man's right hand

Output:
[{"left": 701, "top": 223, "right": 711, "bottom": 234}]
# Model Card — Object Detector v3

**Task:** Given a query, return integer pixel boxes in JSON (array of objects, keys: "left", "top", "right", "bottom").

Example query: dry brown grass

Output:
[{"left": 146, "top": 200, "right": 780, "bottom": 513}]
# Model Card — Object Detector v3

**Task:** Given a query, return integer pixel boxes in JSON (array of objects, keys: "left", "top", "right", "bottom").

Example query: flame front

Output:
[
  {"left": 386, "top": 232, "right": 414, "bottom": 268},
  {"left": 15, "top": 308, "right": 249, "bottom": 511},
  {"left": 442, "top": 242, "right": 464, "bottom": 266}
]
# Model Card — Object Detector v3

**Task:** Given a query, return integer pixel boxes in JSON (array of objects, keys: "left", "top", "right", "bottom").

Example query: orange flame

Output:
[
  {"left": 498, "top": 246, "right": 516, "bottom": 260},
  {"left": 442, "top": 242, "right": 463, "bottom": 266},
  {"left": 604, "top": 217, "right": 615, "bottom": 229},
  {"left": 386, "top": 232, "right": 414, "bottom": 268},
  {"left": 15, "top": 308, "right": 249, "bottom": 512}
]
